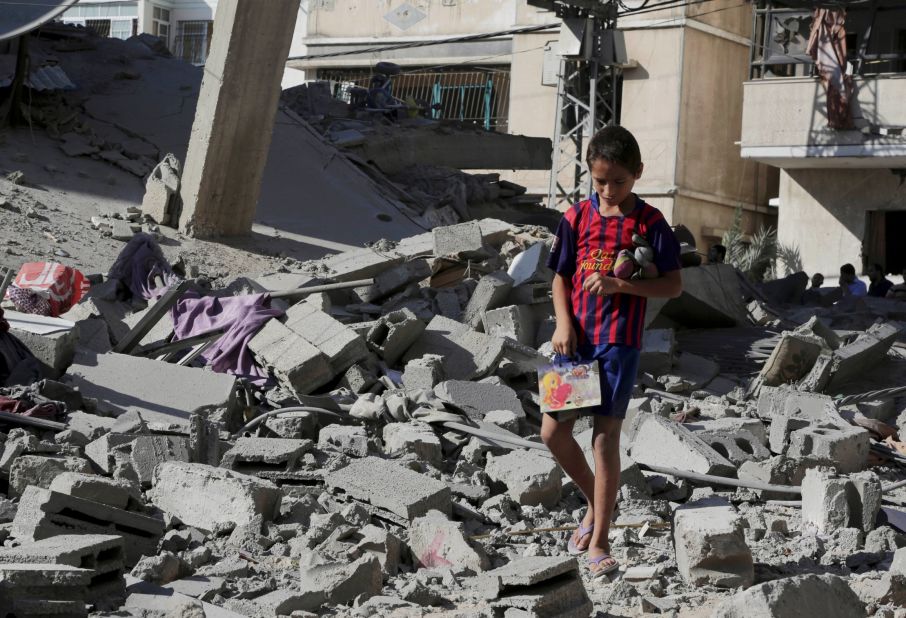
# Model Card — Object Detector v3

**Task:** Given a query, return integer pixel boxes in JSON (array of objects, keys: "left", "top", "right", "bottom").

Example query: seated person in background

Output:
[
  {"left": 867, "top": 263, "right": 894, "bottom": 298},
  {"left": 707, "top": 244, "right": 726, "bottom": 264},
  {"left": 810, "top": 273, "right": 824, "bottom": 289},
  {"left": 839, "top": 263, "right": 867, "bottom": 297},
  {"left": 886, "top": 267, "right": 906, "bottom": 300}
]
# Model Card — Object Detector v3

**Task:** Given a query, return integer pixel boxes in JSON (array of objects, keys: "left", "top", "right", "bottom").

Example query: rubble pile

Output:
[{"left": 1, "top": 214, "right": 905, "bottom": 618}]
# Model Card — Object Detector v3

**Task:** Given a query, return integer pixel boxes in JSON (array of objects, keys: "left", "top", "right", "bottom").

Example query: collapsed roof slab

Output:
[{"left": 346, "top": 129, "right": 553, "bottom": 175}]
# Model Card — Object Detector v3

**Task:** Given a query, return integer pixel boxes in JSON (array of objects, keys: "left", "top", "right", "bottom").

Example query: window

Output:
[
  {"left": 85, "top": 19, "right": 111, "bottom": 37},
  {"left": 174, "top": 20, "right": 214, "bottom": 65},
  {"left": 110, "top": 18, "right": 134, "bottom": 40},
  {"left": 152, "top": 6, "right": 171, "bottom": 44}
]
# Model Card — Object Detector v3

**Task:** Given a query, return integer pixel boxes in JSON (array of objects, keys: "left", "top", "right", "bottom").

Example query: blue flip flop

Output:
[{"left": 567, "top": 522, "right": 594, "bottom": 555}]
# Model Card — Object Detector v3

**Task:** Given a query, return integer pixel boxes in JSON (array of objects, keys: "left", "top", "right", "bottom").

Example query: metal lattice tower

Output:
[{"left": 530, "top": 0, "right": 623, "bottom": 210}]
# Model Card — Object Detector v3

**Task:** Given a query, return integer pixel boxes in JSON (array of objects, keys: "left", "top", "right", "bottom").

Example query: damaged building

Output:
[{"left": 741, "top": 0, "right": 906, "bottom": 278}]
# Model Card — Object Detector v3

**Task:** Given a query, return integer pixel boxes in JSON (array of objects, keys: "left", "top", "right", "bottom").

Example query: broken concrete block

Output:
[
  {"left": 0, "top": 534, "right": 126, "bottom": 609},
  {"left": 122, "top": 435, "right": 192, "bottom": 487},
  {"left": 671, "top": 352, "right": 720, "bottom": 390},
  {"left": 64, "top": 349, "right": 239, "bottom": 428},
  {"left": 408, "top": 510, "right": 489, "bottom": 573},
  {"left": 403, "top": 315, "right": 505, "bottom": 380},
  {"left": 383, "top": 422, "right": 442, "bottom": 466},
  {"left": 628, "top": 413, "right": 735, "bottom": 476},
  {"left": 507, "top": 241, "right": 553, "bottom": 287},
  {"left": 325, "top": 457, "right": 451, "bottom": 521},
  {"left": 401, "top": 354, "right": 445, "bottom": 390},
  {"left": 365, "top": 308, "right": 425, "bottom": 365},
  {"left": 694, "top": 428, "right": 771, "bottom": 466},
  {"left": 673, "top": 497, "right": 753, "bottom": 588},
  {"left": 433, "top": 221, "right": 490, "bottom": 259},
  {"left": 356, "top": 259, "right": 431, "bottom": 302},
  {"left": 285, "top": 301, "right": 369, "bottom": 374},
  {"left": 688, "top": 417, "right": 768, "bottom": 445},
  {"left": 477, "top": 556, "right": 592, "bottom": 617},
  {"left": 298, "top": 554, "right": 382, "bottom": 610},
  {"left": 8, "top": 325, "right": 77, "bottom": 378},
  {"left": 787, "top": 424, "right": 869, "bottom": 473},
  {"left": 485, "top": 450, "right": 562, "bottom": 508},
  {"left": 462, "top": 271, "right": 514, "bottom": 327},
  {"left": 12, "top": 487, "right": 164, "bottom": 566},
  {"left": 48, "top": 472, "right": 133, "bottom": 510},
  {"left": 801, "top": 468, "right": 880, "bottom": 534},
  {"left": 712, "top": 573, "right": 864, "bottom": 618},
  {"left": 318, "top": 425, "right": 369, "bottom": 457},
  {"left": 434, "top": 379, "right": 523, "bottom": 422},
  {"left": 248, "top": 318, "right": 332, "bottom": 396},
  {"left": 9, "top": 455, "right": 91, "bottom": 498},
  {"left": 141, "top": 153, "right": 180, "bottom": 226},
  {"left": 149, "top": 462, "right": 282, "bottom": 533},
  {"left": 738, "top": 455, "right": 820, "bottom": 501},
  {"left": 482, "top": 304, "right": 534, "bottom": 346},
  {"left": 220, "top": 437, "right": 310, "bottom": 474},
  {"left": 354, "top": 524, "right": 402, "bottom": 578},
  {"left": 0, "top": 563, "right": 91, "bottom": 618},
  {"left": 639, "top": 328, "right": 675, "bottom": 374},
  {"left": 849, "top": 571, "right": 906, "bottom": 607},
  {"left": 758, "top": 332, "right": 824, "bottom": 387},
  {"left": 826, "top": 322, "right": 901, "bottom": 390}
]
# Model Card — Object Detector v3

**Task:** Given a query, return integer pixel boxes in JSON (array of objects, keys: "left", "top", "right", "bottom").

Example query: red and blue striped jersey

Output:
[{"left": 546, "top": 194, "right": 681, "bottom": 349}]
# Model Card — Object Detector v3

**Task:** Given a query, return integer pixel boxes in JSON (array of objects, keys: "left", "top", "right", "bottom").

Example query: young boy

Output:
[{"left": 542, "top": 126, "right": 682, "bottom": 578}]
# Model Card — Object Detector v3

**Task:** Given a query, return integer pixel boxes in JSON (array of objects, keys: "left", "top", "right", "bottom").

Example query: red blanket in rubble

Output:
[{"left": 5, "top": 262, "right": 90, "bottom": 317}]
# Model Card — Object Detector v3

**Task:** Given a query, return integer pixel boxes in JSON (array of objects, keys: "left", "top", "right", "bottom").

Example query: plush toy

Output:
[{"left": 613, "top": 233, "right": 659, "bottom": 280}]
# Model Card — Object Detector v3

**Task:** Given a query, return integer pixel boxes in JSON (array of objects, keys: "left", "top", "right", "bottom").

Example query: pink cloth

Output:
[{"left": 170, "top": 291, "right": 284, "bottom": 384}]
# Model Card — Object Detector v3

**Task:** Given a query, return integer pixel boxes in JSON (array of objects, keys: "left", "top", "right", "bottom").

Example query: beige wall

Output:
[
  {"left": 778, "top": 168, "right": 906, "bottom": 277},
  {"left": 623, "top": 16, "right": 775, "bottom": 248},
  {"left": 621, "top": 28, "right": 683, "bottom": 194},
  {"left": 305, "top": 0, "right": 546, "bottom": 38},
  {"left": 685, "top": 0, "right": 751, "bottom": 38}
]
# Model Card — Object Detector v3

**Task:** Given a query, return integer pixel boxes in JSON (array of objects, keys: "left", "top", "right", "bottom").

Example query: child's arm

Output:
[
  {"left": 551, "top": 273, "right": 577, "bottom": 356},
  {"left": 583, "top": 269, "right": 682, "bottom": 299}
]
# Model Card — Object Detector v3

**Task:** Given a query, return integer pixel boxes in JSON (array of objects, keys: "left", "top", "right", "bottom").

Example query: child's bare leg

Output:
[
  {"left": 588, "top": 415, "right": 623, "bottom": 570},
  {"left": 540, "top": 413, "right": 596, "bottom": 549}
]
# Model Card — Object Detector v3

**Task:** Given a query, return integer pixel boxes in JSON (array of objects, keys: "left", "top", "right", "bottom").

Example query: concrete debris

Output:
[
  {"left": 326, "top": 456, "right": 451, "bottom": 521},
  {"left": 673, "top": 497, "right": 754, "bottom": 588},
  {"left": 628, "top": 413, "right": 736, "bottom": 476},
  {"left": 408, "top": 510, "right": 489, "bottom": 573},
  {"left": 477, "top": 556, "right": 593, "bottom": 617},
  {"left": 149, "top": 462, "right": 282, "bottom": 532},
  {"left": 713, "top": 573, "right": 865, "bottom": 618},
  {"left": 485, "top": 449, "right": 562, "bottom": 508},
  {"left": 0, "top": 563, "right": 92, "bottom": 618},
  {"left": 801, "top": 468, "right": 881, "bottom": 534}
]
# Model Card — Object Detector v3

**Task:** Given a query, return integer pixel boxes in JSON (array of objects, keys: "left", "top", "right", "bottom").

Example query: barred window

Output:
[{"left": 174, "top": 20, "right": 214, "bottom": 65}]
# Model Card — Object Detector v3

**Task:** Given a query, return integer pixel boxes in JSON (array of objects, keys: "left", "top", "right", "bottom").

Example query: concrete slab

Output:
[
  {"left": 63, "top": 349, "right": 238, "bottom": 428},
  {"left": 403, "top": 315, "right": 505, "bottom": 380},
  {"left": 325, "top": 456, "right": 451, "bottom": 521},
  {"left": 628, "top": 413, "right": 736, "bottom": 476},
  {"left": 712, "top": 574, "right": 864, "bottom": 618},
  {"left": 149, "top": 462, "right": 282, "bottom": 532},
  {"left": 434, "top": 379, "right": 523, "bottom": 422}
]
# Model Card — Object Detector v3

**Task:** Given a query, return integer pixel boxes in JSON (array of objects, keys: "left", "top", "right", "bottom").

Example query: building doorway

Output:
[{"left": 865, "top": 210, "right": 906, "bottom": 275}]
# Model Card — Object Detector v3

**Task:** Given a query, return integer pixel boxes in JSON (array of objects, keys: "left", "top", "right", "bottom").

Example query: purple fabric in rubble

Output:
[
  {"left": 171, "top": 291, "right": 284, "bottom": 384},
  {"left": 108, "top": 233, "right": 181, "bottom": 300}
]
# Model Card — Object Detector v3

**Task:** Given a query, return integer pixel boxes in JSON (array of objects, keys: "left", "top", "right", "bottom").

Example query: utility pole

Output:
[{"left": 529, "top": 0, "right": 626, "bottom": 210}]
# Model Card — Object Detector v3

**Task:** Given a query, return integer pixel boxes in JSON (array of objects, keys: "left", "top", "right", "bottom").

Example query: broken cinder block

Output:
[{"left": 673, "top": 497, "right": 754, "bottom": 589}]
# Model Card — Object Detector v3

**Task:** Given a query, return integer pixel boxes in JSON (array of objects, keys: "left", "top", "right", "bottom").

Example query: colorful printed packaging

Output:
[{"left": 537, "top": 359, "right": 602, "bottom": 414}]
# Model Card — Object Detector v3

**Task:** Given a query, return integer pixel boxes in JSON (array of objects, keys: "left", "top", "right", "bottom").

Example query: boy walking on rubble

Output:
[{"left": 542, "top": 126, "right": 682, "bottom": 578}]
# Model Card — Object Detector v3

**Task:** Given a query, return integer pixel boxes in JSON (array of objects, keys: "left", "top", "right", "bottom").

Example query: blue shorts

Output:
[{"left": 553, "top": 343, "right": 641, "bottom": 419}]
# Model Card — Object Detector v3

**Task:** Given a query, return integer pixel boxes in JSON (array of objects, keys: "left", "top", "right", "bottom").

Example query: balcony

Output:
[
  {"left": 741, "top": 75, "right": 906, "bottom": 168},
  {"left": 741, "top": 0, "right": 906, "bottom": 168}
]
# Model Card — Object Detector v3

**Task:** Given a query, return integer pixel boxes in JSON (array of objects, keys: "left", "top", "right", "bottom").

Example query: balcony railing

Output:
[{"left": 750, "top": 0, "right": 906, "bottom": 80}]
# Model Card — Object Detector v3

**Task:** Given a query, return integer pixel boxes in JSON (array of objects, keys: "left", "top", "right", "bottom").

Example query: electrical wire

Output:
[{"left": 288, "top": 22, "right": 561, "bottom": 62}]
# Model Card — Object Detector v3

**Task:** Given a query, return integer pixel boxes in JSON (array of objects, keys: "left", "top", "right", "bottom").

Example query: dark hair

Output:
[
  {"left": 871, "top": 263, "right": 884, "bottom": 272},
  {"left": 840, "top": 263, "right": 856, "bottom": 276},
  {"left": 585, "top": 125, "right": 642, "bottom": 173},
  {"left": 710, "top": 244, "right": 727, "bottom": 257}
]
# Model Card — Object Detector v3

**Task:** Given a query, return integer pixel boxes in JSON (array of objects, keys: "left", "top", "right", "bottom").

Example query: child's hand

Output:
[
  {"left": 582, "top": 273, "right": 620, "bottom": 296},
  {"left": 551, "top": 322, "right": 577, "bottom": 357}
]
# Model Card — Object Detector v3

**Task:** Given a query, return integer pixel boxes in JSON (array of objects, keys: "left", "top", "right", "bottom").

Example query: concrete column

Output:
[{"left": 178, "top": 0, "right": 300, "bottom": 237}]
